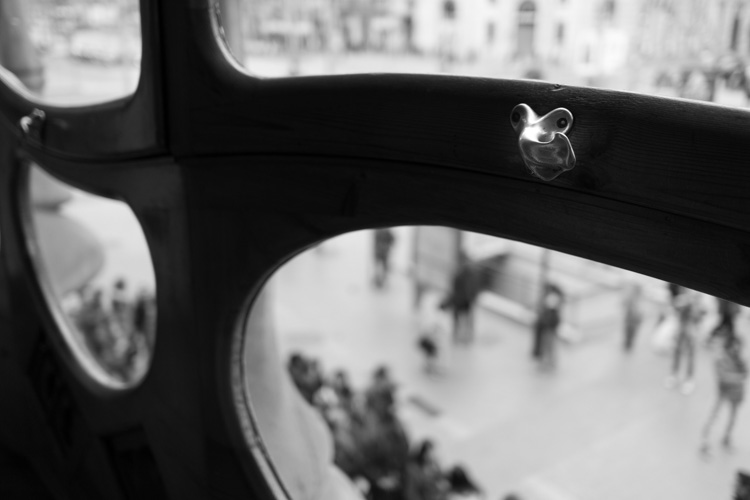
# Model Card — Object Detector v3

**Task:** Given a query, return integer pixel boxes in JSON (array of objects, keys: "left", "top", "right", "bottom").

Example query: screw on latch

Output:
[{"left": 19, "top": 109, "right": 46, "bottom": 143}]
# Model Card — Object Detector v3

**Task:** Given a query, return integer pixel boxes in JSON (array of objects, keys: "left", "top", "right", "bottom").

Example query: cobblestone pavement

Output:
[{"left": 270, "top": 229, "right": 750, "bottom": 500}]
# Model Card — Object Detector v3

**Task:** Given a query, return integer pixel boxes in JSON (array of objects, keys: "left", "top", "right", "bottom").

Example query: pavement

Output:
[{"left": 270, "top": 228, "right": 750, "bottom": 500}]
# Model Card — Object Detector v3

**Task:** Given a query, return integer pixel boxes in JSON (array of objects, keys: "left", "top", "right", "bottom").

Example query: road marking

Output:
[
  {"left": 521, "top": 476, "right": 580, "bottom": 500},
  {"left": 406, "top": 394, "right": 442, "bottom": 417}
]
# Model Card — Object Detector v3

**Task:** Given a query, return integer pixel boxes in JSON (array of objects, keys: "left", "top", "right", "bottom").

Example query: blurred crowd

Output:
[
  {"left": 68, "top": 278, "right": 156, "bottom": 383},
  {"left": 372, "top": 226, "right": 747, "bottom": 464},
  {"left": 287, "top": 354, "right": 488, "bottom": 500},
  {"left": 654, "top": 59, "right": 750, "bottom": 104}
]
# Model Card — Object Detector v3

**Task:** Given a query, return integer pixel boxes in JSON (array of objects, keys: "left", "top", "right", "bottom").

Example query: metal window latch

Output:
[
  {"left": 510, "top": 103, "right": 576, "bottom": 181},
  {"left": 19, "top": 108, "right": 46, "bottom": 144}
]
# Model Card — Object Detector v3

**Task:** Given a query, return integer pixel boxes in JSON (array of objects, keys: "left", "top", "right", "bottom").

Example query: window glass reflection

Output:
[
  {"left": 242, "top": 226, "right": 749, "bottom": 500},
  {"left": 25, "top": 162, "right": 156, "bottom": 388},
  {"left": 218, "top": 0, "right": 750, "bottom": 107},
  {"left": 0, "top": 0, "right": 140, "bottom": 105}
]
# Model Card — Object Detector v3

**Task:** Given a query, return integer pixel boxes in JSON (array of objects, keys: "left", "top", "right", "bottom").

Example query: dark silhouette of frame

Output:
[{"left": 1, "top": 0, "right": 750, "bottom": 498}]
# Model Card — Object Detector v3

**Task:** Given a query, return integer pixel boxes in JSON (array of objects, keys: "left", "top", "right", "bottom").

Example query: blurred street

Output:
[{"left": 271, "top": 229, "right": 750, "bottom": 500}]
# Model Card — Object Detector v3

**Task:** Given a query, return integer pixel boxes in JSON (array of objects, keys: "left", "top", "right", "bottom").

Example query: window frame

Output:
[
  {"left": 0, "top": 0, "right": 164, "bottom": 159},
  {"left": 0, "top": 0, "right": 750, "bottom": 498}
]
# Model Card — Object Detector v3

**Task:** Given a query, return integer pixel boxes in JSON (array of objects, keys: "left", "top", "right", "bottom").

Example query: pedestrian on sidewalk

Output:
[
  {"left": 418, "top": 290, "right": 452, "bottom": 374},
  {"left": 110, "top": 278, "right": 131, "bottom": 327},
  {"left": 405, "top": 439, "right": 449, "bottom": 500},
  {"left": 332, "top": 369, "right": 361, "bottom": 420},
  {"left": 417, "top": 333, "right": 439, "bottom": 375},
  {"left": 366, "top": 366, "right": 398, "bottom": 415},
  {"left": 441, "top": 253, "right": 482, "bottom": 344},
  {"left": 534, "top": 283, "right": 564, "bottom": 370},
  {"left": 287, "top": 353, "right": 323, "bottom": 404},
  {"left": 622, "top": 282, "right": 643, "bottom": 352},
  {"left": 735, "top": 471, "right": 750, "bottom": 500},
  {"left": 445, "top": 465, "right": 483, "bottom": 499},
  {"left": 133, "top": 287, "right": 156, "bottom": 350},
  {"left": 700, "top": 335, "right": 747, "bottom": 455},
  {"left": 360, "top": 379, "right": 410, "bottom": 500},
  {"left": 373, "top": 228, "right": 396, "bottom": 289},
  {"left": 329, "top": 403, "right": 367, "bottom": 482},
  {"left": 664, "top": 284, "right": 702, "bottom": 394},
  {"left": 76, "top": 288, "right": 113, "bottom": 366},
  {"left": 707, "top": 297, "right": 740, "bottom": 347}
]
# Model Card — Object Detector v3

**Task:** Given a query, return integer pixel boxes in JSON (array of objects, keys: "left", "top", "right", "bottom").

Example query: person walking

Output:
[
  {"left": 664, "top": 284, "right": 702, "bottom": 394},
  {"left": 133, "top": 288, "right": 157, "bottom": 350},
  {"left": 442, "top": 254, "right": 482, "bottom": 344},
  {"left": 360, "top": 380, "right": 410, "bottom": 500},
  {"left": 76, "top": 288, "right": 112, "bottom": 363},
  {"left": 417, "top": 290, "right": 452, "bottom": 374},
  {"left": 331, "top": 369, "right": 358, "bottom": 418},
  {"left": 365, "top": 366, "right": 398, "bottom": 416},
  {"left": 622, "top": 282, "right": 643, "bottom": 352},
  {"left": 111, "top": 278, "right": 130, "bottom": 326},
  {"left": 287, "top": 353, "right": 322, "bottom": 404},
  {"left": 707, "top": 297, "right": 740, "bottom": 346},
  {"left": 700, "top": 335, "right": 747, "bottom": 455},
  {"left": 373, "top": 228, "right": 396, "bottom": 288},
  {"left": 534, "top": 283, "right": 564, "bottom": 370},
  {"left": 405, "top": 440, "right": 448, "bottom": 500}
]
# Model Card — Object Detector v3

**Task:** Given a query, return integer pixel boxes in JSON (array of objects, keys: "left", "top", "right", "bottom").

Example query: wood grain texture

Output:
[
  {"left": 175, "top": 8, "right": 750, "bottom": 239},
  {"left": 181, "top": 70, "right": 750, "bottom": 232},
  {"left": 182, "top": 155, "right": 750, "bottom": 306}
]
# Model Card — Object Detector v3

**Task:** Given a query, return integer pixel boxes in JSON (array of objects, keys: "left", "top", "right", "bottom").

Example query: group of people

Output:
[
  {"left": 372, "top": 227, "right": 487, "bottom": 362},
  {"left": 665, "top": 284, "right": 747, "bottom": 455},
  {"left": 622, "top": 282, "right": 748, "bottom": 455},
  {"left": 372, "top": 225, "right": 747, "bottom": 466},
  {"left": 422, "top": 270, "right": 566, "bottom": 373},
  {"left": 69, "top": 278, "right": 156, "bottom": 383},
  {"left": 428, "top": 275, "right": 747, "bottom": 458},
  {"left": 415, "top": 255, "right": 489, "bottom": 374},
  {"left": 287, "top": 354, "right": 486, "bottom": 500}
]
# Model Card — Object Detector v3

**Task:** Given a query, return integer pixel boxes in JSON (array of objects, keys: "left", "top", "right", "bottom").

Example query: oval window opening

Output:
[
  {"left": 0, "top": 0, "right": 141, "bottom": 105},
  {"left": 23, "top": 162, "right": 156, "bottom": 390},
  {"left": 237, "top": 227, "right": 749, "bottom": 500}
]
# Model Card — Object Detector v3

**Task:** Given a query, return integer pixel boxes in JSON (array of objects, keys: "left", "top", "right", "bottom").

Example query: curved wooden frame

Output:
[{"left": 1, "top": 0, "right": 750, "bottom": 498}]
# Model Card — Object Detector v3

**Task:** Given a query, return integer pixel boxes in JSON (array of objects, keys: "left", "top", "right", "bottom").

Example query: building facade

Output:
[{"left": 410, "top": 0, "right": 750, "bottom": 83}]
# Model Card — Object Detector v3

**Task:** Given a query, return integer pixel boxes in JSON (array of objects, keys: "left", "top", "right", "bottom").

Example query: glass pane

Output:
[
  {"left": 0, "top": 0, "right": 141, "bottom": 105},
  {"left": 238, "top": 226, "right": 749, "bottom": 500},
  {"left": 217, "top": 0, "right": 750, "bottom": 107},
  {"left": 24, "top": 162, "right": 156, "bottom": 389}
]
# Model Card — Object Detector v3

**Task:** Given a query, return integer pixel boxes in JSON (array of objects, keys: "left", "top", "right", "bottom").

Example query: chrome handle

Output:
[{"left": 510, "top": 103, "right": 576, "bottom": 181}]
